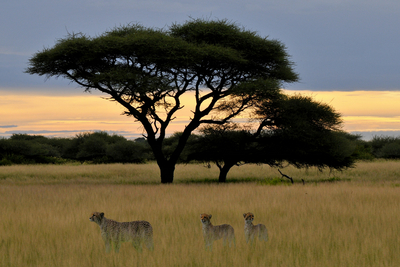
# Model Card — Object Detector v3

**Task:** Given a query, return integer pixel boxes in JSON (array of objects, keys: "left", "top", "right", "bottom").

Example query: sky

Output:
[{"left": 1, "top": 0, "right": 400, "bottom": 140}]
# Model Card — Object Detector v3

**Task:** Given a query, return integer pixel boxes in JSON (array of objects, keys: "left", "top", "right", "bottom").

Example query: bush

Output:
[
  {"left": 76, "top": 136, "right": 107, "bottom": 160},
  {"left": 0, "top": 158, "right": 13, "bottom": 166},
  {"left": 106, "top": 140, "right": 148, "bottom": 163},
  {"left": 370, "top": 136, "right": 400, "bottom": 159},
  {"left": 377, "top": 143, "right": 400, "bottom": 159},
  {"left": 0, "top": 132, "right": 153, "bottom": 165},
  {"left": 370, "top": 136, "right": 400, "bottom": 156}
]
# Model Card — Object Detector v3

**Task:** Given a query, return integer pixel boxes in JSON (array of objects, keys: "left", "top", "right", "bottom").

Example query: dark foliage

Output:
[
  {"left": 370, "top": 136, "right": 400, "bottom": 159},
  {"left": 0, "top": 132, "right": 151, "bottom": 165}
]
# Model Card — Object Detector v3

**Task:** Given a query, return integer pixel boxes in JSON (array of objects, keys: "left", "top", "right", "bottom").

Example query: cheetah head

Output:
[
  {"left": 200, "top": 213, "right": 212, "bottom": 224},
  {"left": 90, "top": 212, "right": 104, "bottom": 224},
  {"left": 243, "top": 212, "right": 254, "bottom": 222}
]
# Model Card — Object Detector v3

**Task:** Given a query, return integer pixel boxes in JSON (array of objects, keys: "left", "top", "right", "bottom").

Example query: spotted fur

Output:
[
  {"left": 90, "top": 212, "right": 154, "bottom": 252},
  {"left": 200, "top": 213, "right": 235, "bottom": 250},
  {"left": 243, "top": 212, "right": 268, "bottom": 244}
]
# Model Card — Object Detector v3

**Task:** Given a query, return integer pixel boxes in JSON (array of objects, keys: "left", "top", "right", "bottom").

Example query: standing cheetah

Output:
[
  {"left": 243, "top": 212, "right": 268, "bottom": 244},
  {"left": 200, "top": 213, "right": 235, "bottom": 250},
  {"left": 89, "top": 212, "right": 154, "bottom": 252}
]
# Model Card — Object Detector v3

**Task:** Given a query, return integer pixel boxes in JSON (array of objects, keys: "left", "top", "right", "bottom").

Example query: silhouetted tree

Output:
[
  {"left": 26, "top": 19, "right": 298, "bottom": 183},
  {"left": 188, "top": 94, "right": 357, "bottom": 182},
  {"left": 255, "top": 94, "right": 356, "bottom": 171},
  {"left": 187, "top": 124, "right": 259, "bottom": 182}
]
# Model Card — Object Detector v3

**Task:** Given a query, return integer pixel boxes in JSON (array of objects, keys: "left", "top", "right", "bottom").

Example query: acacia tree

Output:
[
  {"left": 188, "top": 94, "right": 356, "bottom": 182},
  {"left": 186, "top": 123, "right": 260, "bottom": 182},
  {"left": 253, "top": 94, "right": 356, "bottom": 171},
  {"left": 26, "top": 19, "right": 298, "bottom": 183}
]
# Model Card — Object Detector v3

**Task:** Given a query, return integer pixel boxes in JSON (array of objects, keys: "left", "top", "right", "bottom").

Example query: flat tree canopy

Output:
[
  {"left": 26, "top": 19, "right": 298, "bottom": 183},
  {"left": 186, "top": 94, "right": 356, "bottom": 183}
]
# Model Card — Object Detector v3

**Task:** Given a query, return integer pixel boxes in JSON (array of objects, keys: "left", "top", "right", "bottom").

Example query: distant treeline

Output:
[
  {"left": 0, "top": 131, "right": 399, "bottom": 166},
  {"left": 0, "top": 132, "right": 152, "bottom": 165}
]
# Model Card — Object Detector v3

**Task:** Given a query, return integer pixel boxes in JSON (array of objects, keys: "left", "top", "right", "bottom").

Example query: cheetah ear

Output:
[
  {"left": 100, "top": 212, "right": 104, "bottom": 219},
  {"left": 209, "top": 214, "right": 212, "bottom": 219},
  {"left": 243, "top": 213, "right": 246, "bottom": 218}
]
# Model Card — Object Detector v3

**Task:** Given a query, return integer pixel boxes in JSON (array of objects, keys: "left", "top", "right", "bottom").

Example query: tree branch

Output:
[{"left": 278, "top": 169, "right": 294, "bottom": 184}]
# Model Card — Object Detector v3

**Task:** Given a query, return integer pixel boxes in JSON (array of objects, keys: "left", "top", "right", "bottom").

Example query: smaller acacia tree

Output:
[
  {"left": 187, "top": 93, "right": 356, "bottom": 182},
  {"left": 186, "top": 123, "right": 259, "bottom": 182}
]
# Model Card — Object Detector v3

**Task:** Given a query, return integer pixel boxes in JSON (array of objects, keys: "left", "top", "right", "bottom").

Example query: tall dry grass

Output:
[
  {"left": 1, "top": 182, "right": 400, "bottom": 266},
  {"left": 1, "top": 160, "right": 400, "bottom": 184},
  {"left": 1, "top": 161, "right": 400, "bottom": 266}
]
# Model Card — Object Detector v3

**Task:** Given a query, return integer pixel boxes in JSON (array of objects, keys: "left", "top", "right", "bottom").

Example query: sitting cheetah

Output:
[
  {"left": 200, "top": 213, "right": 235, "bottom": 250},
  {"left": 243, "top": 212, "right": 268, "bottom": 244},
  {"left": 89, "top": 212, "right": 154, "bottom": 253}
]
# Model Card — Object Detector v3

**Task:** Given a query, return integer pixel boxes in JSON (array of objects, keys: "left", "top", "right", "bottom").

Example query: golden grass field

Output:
[{"left": 1, "top": 161, "right": 400, "bottom": 266}]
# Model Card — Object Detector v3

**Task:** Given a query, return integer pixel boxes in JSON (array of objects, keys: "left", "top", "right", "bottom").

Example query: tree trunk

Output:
[
  {"left": 147, "top": 118, "right": 204, "bottom": 184},
  {"left": 159, "top": 162, "right": 175, "bottom": 184},
  {"left": 147, "top": 138, "right": 177, "bottom": 184},
  {"left": 157, "top": 125, "right": 197, "bottom": 184},
  {"left": 218, "top": 163, "right": 235, "bottom": 183}
]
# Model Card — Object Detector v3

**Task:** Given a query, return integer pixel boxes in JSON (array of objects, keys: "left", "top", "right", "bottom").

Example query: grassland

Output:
[
  {"left": 1, "top": 161, "right": 400, "bottom": 266},
  {"left": 1, "top": 160, "right": 400, "bottom": 185}
]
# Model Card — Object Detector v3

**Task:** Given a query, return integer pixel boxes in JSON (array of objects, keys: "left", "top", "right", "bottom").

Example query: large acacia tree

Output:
[{"left": 26, "top": 19, "right": 298, "bottom": 183}]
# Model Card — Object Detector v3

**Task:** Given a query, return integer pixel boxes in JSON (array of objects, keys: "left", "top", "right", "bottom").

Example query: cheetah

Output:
[
  {"left": 89, "top": 212, "right": 154, "bottom": 253},
  {"left": 243, "top": 212, "right": 268, "bottom": 244},
  {"left": 200, "top": 213, "right": 235, "bottom": 250}
]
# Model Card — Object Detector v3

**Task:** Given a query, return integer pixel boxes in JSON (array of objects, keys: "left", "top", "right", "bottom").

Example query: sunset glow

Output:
[
  {"left": 284, "top": 90, "right": 400, "bottom": 131},
  {"left": 2, "top": 89, "right": 400, "bottom": 139}
]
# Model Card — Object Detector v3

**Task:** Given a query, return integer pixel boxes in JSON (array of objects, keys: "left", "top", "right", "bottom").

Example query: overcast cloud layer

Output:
[{"left": 1, "top": 0, "right": 399, "bottom": 92}]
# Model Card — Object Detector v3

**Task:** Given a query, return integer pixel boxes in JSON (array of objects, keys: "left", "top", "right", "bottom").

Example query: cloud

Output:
[
  {"left": 351, "top": 130, "right": 400, "bottom": 141},
  {"left": 245, "top": 0, "right": 400, "bottom": 14},
  {"left": 2, "top": 128, "right": 400, "bottom": 142},
  {"left": 3, "top": 130, "right": 92, "bottom": 134},
  {"left": 2, "top": 0, "right": 400, "bottom": 91},
  {"left": 115, "top": 0, "right": 219, "bottom": 14},
  {"left": 0, "top": 125, "right": 17, "bottom": 128},
  {"left": 3, "top": 129, "right": 136, "bottom": 135}
]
